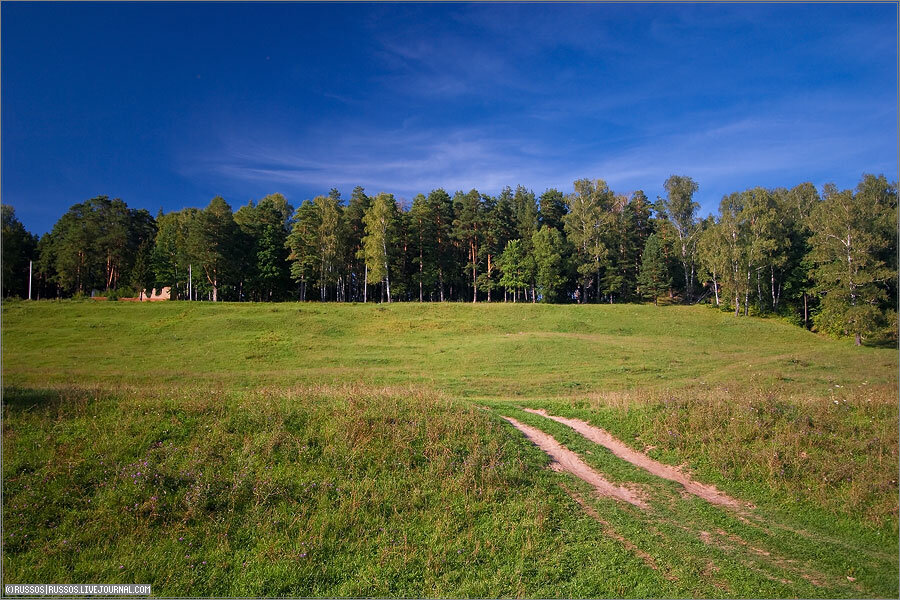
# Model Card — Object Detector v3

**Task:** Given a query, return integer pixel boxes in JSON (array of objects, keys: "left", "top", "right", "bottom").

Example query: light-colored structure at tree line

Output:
[{"left": 141, "top": 287, "right": 170, "bottom": 301}]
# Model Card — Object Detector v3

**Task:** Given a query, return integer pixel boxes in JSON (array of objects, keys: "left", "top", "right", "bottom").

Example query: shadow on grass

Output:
[
  {"left": 1, "top": 386, "right": 88, "bottom": 411},
  {"left": 863, "top": 336, "right": 898, "bottom": 349}
]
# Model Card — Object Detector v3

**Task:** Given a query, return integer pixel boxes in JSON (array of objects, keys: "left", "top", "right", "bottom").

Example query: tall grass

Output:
[
  {"left": 521, "top": 383, "right": 899, "bottom": 526},
  {"left": 2, "top": 384, "right": 680, "bottom": 597},
  {"left": 2, "top": 301, "right": 897, "bottom": 596}
]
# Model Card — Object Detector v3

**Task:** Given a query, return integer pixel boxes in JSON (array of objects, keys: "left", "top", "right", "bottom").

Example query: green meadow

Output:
[{"left": 2, "top": 300, "right": 897, "bottom": 597}]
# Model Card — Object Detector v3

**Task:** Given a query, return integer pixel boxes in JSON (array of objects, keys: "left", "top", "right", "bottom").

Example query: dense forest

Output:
[{"left": 2, "top": 173, "right": 896, "bottom": 344}]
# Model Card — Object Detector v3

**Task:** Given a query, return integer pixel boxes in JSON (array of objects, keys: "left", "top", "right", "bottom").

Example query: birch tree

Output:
[
  {"left": 362, "top": 193, "right": 400, "bottom": 302},
  {"left": 659, "top": 175, "right": 700, "bottom": 302},
  {"left": 809, "top": 181, "right": 896, "bottom": 345}
]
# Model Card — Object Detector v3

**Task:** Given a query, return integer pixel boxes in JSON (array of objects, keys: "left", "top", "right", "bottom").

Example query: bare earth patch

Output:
[
  {"left": 524, "top": 408, "right": 744, "bottom": 509},
  {"left": 502, "top": 416, "right": 647, "bottom": 508}
]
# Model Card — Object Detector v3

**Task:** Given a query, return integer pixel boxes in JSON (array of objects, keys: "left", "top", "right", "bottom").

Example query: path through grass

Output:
[{"left": 2, "top": 301, "right": 897, "bottom": 596}]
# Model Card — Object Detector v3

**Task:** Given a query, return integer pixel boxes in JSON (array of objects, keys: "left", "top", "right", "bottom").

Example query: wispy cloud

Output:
[{"left": 177, "top": 4, "right": 896, "bottom": 213}]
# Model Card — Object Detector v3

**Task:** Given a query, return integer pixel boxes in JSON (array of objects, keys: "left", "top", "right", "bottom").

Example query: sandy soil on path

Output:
[
  {"left": 502, "top": 416, "right": 647, "bottom": 508},
  {"left": 523, "top": 408, "right": 743, "bottom": 509}
]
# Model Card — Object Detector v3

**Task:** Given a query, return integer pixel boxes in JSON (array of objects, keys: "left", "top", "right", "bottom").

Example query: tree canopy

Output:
[{"left": 10, "top": 172, "right": 896, "bottom": 344}]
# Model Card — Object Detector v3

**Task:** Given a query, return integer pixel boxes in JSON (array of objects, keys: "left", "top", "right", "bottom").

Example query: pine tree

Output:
[
  {"left": 426, "top": 188, "right": 455, "bottom": 301},
  {"left": 638, "top": 234, "right": 671, "bottom": 305},
  {"left": 188, "top": 196, "right": 237, "bottom": 302},
  {"left": 287, "top": 201, "right": 321, "bottom": 302},
  {"left": 453, "top": 189, "right": 484, "bottom": 302},
  {"left": 1, "top": 205, "right": 38, "bottom": 298}
]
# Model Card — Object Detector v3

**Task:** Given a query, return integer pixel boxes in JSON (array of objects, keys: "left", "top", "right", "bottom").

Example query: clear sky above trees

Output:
[{"left": 2, "top": 2, "right": 897, "bottom": 234}]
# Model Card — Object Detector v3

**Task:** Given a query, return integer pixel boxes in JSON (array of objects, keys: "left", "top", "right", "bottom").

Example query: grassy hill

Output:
[
  {"left": 2, "top": 301, "right": 895, "bottom": 395},
  {"left": 2, "top": 300, "right": 897, "bottom": 597}
]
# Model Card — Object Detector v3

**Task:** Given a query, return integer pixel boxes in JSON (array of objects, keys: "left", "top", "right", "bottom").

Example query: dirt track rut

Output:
[
  {"left": 524, "top": 408, "right": 743, "bottom": 509},
  {"left": 502, "top": 416, "right": 647, "bottom": 508}
]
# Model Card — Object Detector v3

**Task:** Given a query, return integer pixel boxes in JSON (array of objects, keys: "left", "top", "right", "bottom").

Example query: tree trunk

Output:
[
  {"left": 744, "top": 268, "right": 750, "bottom": 316},
  {"left": 756, "top": 269, "right": 762, "bottom": 308},
  {"left": 486, "top": 255, "right": 492, "bottom": 303},
  {"left": 803, "top": 292, "right": 808, "bottom": 328},
  {"left": 770, "top": 265, "right": 777, "bottom": 311},
  {"left": 855, "top": 332, "right": 862, "bottom": 346},
  {"left": 712, "top": 270, "right": 720, "bottom": 306},
  {"left": 471, "top": 244, "right": 477, "bottom": 303},
  {"left": 363, "top": 265, "right": 368, "bottom": 303}
]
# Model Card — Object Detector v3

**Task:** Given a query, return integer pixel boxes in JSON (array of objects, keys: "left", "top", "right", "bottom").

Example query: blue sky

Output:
[{"left": 3, "top": 2, "right": 897, "bottom": 234}]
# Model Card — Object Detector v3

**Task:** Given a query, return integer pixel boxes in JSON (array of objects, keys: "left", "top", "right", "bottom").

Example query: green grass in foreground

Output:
[{"left": 2, "top": 301, "right": 898, "bottom": 597}]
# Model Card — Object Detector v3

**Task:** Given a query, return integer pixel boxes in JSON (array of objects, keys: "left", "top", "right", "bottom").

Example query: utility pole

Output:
[{"left": 28, "top": 260, "right": 32, "bottom": 300}]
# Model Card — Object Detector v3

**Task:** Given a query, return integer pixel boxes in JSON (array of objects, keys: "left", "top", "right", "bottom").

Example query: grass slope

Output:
[
  {"left": 2, "top": 300, "right": 897, "bottom": 597},
  {"left": 2, "top": 301, "right": 895, "bottom": 395}
]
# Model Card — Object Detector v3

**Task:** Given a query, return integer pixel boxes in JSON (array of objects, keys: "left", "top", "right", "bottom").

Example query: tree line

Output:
[{"left": 2, "top": 173, "right": 896, "bottom": 343}]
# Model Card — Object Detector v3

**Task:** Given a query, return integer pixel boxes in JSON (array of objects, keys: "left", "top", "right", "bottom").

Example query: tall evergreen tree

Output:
[
  {"left": 344, "top": 186, "right": 371, "bottom": 301},
  {"left": 286, "top": 201, "right": 320, "bottom": 301},
  {"left": 131, "top": 239, "right": 155, "bottom": 299},
  {"left": 638, "top": 233, "right": 671, "bottom": 305},
  {"left": 408, "top": 194, "right": 436, "bottom": 302},
  {"left": 478, "top": 194, "right": 516, "bottom": 302},
  {"left": 426, "top": 188, "right": 455, "bottom": 301},
  {"left": 189, "top": 196, "right": 237, "bottom": 302},
  {"left": 453, "top": 189, "right": 484, "bottom": 302},
  {"left": 1, "top": 205, "right": 38, "bottom": 298},
  {"left": 39, "top": 196, "right": 156, "bottom": 296},
  {"left": 539, "top": 188, "right": 568, "bottom": 231},
  {"left": 621, "top": 190, "right": 654, "bottom": 300}
]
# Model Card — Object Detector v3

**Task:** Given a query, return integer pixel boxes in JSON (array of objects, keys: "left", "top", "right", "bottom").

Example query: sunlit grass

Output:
[{"left": 1, "top": 300, "right": 897, "bottom": 597}]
